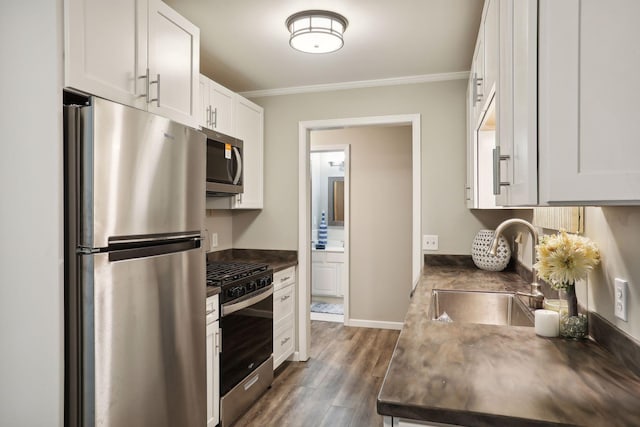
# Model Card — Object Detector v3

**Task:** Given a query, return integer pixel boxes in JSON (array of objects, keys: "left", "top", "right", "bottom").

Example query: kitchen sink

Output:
[{"left": 429, "top": 290, "right": 534, "bottom": 327}]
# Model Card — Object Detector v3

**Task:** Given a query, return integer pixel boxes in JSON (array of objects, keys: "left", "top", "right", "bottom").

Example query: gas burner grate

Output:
[{"left": 206, "top": 261, "right": 269, "bottom": 286}]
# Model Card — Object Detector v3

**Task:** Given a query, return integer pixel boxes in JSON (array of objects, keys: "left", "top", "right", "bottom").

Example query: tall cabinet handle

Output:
[
  {"left": 212, "top": 108, "right": 218, "bottom": 129},
  {"left": 149, "top": 73, "right": 161, "bottom": 107},
  {"left": 492, "top": 147, "right": 511, "bottom": 195}
]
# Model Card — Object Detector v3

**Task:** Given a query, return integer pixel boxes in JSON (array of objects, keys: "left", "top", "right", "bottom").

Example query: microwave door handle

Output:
[{"left": 232, "top": 146, "right": 242, "bottom": 185}]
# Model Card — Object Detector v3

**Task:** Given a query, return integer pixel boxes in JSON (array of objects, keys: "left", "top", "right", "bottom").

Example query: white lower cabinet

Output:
[
  {"left": 311, "top": 250, "right": 344, "bottom": 297},
  {"left": 205, "top": 295, "right": 220, "bottom": 427},
  {"left": 273, "top": 267, "right": 296, "bottom": 370}
]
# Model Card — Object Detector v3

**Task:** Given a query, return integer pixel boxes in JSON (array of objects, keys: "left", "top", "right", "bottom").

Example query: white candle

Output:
[{"left": 535, "top": 309, "right": 560, "bottom": 337}]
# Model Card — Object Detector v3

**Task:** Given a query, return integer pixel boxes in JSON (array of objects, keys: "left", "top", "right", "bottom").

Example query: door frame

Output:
[
  {"left": 296, "top": 114, "right": 421, "bottom": 362},
  {"left": 309, "top": 144, "right": 350, "bottom": 325}
]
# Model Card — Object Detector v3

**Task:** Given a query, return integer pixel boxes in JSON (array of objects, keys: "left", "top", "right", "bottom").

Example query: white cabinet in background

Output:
[
  {"left": 466, "top": 0, "right": 502, "bottom": 209},
  {"left": 199, "top": 74, "right": 235, "bottom": 135},
  {"left": 538, "top": 0, "right": 640, "bottom": 205},
  {"left": 273, "top": 267, "right": 296, "bottom": 370},
  {"left": 65, "top": 0, "right": 199, "bottom": 127},
  {"left": 205, "top": 295, "right": 220, "bottom": 427},
  {"left": 311, "top": 250, "right": 344, "bottom": 297}
]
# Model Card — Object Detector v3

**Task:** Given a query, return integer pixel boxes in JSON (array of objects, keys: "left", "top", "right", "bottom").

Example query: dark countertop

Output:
[
  {"left": 205, "top": 249, "right": 298, "bottom": 298},
  {"left": 377, "top": 265, "right": 640, "bottom": 427}
]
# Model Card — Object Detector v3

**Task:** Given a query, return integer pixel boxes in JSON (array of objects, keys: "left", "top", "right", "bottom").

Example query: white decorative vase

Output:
[{"left": 471, "top": 229, "right": 511, "bottom": 271}]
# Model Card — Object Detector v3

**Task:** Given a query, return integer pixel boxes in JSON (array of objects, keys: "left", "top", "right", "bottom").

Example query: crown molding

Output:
[{"left": 239, "top": 71, "right": 470, "bottom": 98}]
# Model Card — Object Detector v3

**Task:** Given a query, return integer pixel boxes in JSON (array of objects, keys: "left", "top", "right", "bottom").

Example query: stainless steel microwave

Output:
[{"left": 203, "top": 128, "right": 243, "bottom": 196}]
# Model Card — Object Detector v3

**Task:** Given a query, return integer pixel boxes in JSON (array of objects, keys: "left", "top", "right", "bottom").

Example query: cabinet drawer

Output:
[
  {"left": 325, "top": 252, "right": 344, "bottom": 263},
  {"left": 206, "top": 295, "right": 219, "bottom": 323},
  {"left": 273, "top": 266, "right": 296, "bottom": 290},
  {"left": 273, "top": 314, "right": 295, "bottom": 369},
  {"left": 274, "top": 285, "right": 295, "bottom": 322}
]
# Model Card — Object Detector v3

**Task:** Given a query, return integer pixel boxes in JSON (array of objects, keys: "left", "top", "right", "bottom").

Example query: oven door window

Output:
[
  {"left": 220, "top": 294, "right": 273, "bottom": 396},
  {"left": 207, "top": 140, "right": 240, "bottom": 184}
]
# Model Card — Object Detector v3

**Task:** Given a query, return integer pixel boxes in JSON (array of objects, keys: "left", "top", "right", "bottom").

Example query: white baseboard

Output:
[
  {"left": 310, "top": 312, "right": 344, "bottom": 323},
  {"left": 348, "top": 318, "right": 403, "bottom": 330}
]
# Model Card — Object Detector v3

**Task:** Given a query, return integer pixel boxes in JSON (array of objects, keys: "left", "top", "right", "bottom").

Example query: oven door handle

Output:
[{"left": 222, "top": 284, "right": 273, "bottom": 316}]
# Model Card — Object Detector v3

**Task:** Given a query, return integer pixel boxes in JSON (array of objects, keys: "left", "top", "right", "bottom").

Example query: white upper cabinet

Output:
[
  {"left": 147, "top": 0, "right": 199, "bottom": 127},
  {"left": 205, "top": 94, "right": 264, "bottom": 210},
  {"left": 64, "top": 0, "right": 199, "bottom": 127},
  {"left": 466, "top": 0, "right": 502, "bottom": 209},
  {"left": 64, "top": 0, "right": 147, "bottom": 110},
  {"left": 496, "top": 0, "right": 538, "bottom": 206},
  {"left": 198, "top": 74, "right": 235, "bottom": 135},
  {"left": 483, "top": 0, "right": 499, "bottom": 99},
  {"left": 231, "top": 96, "right": 264, "bottom": 209},
  {"left": 538, "top": 0, "right": 640, "bottom": 205}
]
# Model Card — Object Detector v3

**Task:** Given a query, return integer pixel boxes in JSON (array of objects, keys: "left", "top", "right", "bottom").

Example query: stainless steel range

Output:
[{"left": 206, "top": 261, "right": 274, "bottom": 427}]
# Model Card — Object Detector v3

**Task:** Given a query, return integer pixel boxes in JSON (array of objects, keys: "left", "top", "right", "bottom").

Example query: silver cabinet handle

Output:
[
  {"left": 280, "top": 294, "right": 290, "bottom": 302},
  {"left": 280, "top": 337, "right": 291, "bottom": 346},
  {"left": 280, "top": 276, "right": 291, "bottom": 282},
  {"left": 144, "top": 69, "right": 161, "bottom": 107},
  {"left": 492, "top": 147, "right": 511, "bottom": 195},
  {"left": 472, "top": 73, "right": 484, "bottom": 107},
  {"left": 215, "top": 328, "right": 221, "bottom": 354},
  {"left": 465, "top": 186, "right": 471, "bottom": 201},
  {"left": 212, "top": 107, "right": 218, "bottom": 128}
]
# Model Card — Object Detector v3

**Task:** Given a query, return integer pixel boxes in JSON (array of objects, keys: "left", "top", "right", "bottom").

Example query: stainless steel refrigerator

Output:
[{"left": 64, "top": 96, "right": 206, "bottom": 427}]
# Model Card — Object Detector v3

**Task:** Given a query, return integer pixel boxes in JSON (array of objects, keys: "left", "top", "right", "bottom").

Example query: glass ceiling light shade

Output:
[{"left": 286, "top": 10, "right": 349, "bottom": 54}]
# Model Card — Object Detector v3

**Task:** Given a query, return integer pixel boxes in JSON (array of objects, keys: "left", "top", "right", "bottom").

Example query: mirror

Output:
[{"left": 328, "top": 177, "right": 344, "bottom": 225}]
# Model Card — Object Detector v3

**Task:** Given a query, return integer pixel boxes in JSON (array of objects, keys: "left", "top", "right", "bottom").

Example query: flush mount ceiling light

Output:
[{"left": 286, "top": 10, "right": 349, "bottom": 54}]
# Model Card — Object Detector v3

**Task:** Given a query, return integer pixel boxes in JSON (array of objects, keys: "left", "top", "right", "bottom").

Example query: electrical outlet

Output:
[
  {"left": 614, "top": 278, "right": 628, "bottom": 322},
  {"left": 210, "top": 232, "right": 218, "bottom": 251},
  {"left": 423, "top": 234, "right": 439, "bottom": 250}
]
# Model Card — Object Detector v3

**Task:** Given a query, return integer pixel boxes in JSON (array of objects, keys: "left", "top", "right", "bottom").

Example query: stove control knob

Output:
[
  {"left": 246, "top": 281, "right": 256, "bottom": 292},
  {"left": 227, "top": 286, "right": 245, "bottom": 299},
  {"left": 259, "top": 276, "right": 272, "bottom": 288}
]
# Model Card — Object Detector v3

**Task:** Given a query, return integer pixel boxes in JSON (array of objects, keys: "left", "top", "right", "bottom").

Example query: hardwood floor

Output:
[{"left": 233, "top": 321, "right": 400, "bottom": 427}]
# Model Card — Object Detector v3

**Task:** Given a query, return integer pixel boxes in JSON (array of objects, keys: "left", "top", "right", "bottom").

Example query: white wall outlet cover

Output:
[
  {"left": 210, "top": 232, "right": 219, "bottom": 250},
  {"left": 614, "top": 278, "right": 628, "bottom": 322},
  {"left": 423, "top": 234, "right": 439, "bottom": 251}
]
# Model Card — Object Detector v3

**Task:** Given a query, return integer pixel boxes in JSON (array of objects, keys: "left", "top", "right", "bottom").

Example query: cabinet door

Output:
[
  {"left": 206, "top": 320, "right": 220, "bottom": 427},
  {"left": 65, "top": 0, "right": 147, "bottom": 109},
  {"left": 199, "top": 75, "right": 211, "bottom": 129},
  {"left": 231, "top": 96, "right": 264, "bottom": 209},
  {"left": 312, "top": 262, "right": 338, "bottom": 296},
  {"left": 209, "top": 80, "right": 235, "bottom": 135},
  {"left": 483, "top": 0, "right": 499, "bottom": 98},
  {"left": 466, "top": 76, "right": 477, "bottom": 208},
  {"left": 497, "top": 0, "right": 538, "bottom": 206},
  {"left": 539, "top": 0, "right": 640, "bottom": 204},
  {"left": 147, "top": 0, "right": 199, "bottom": 127}
]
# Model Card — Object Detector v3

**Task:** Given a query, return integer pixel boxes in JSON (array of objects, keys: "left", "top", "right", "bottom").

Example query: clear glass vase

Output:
[{"left": 559, "top": 313, "right": 588, "bottom": 340}]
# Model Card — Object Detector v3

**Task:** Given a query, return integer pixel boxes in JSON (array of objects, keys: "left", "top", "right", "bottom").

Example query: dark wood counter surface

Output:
[{"left": 377, "top": 265, "right": 640, "bottom": 427}]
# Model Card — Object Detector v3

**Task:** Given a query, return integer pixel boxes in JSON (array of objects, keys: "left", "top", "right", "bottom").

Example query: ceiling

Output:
[{"left": 164, "top": 0, "right": 484, "bottom": 94}]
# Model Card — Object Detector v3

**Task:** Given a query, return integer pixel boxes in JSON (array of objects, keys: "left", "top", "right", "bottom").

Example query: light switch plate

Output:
[
  {"left": 614, "top": 278, "right": 628, "bottom": 322},
  {"left": 210, "top": 232, "right": 218, "bottom": 251},
  {"left": 423, "top": 235, "right": 438, "bottom": 250}
]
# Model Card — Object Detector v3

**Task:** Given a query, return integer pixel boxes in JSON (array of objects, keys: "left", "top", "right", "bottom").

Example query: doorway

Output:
[
  {"left": 296, "top": 114, "right": 421, "bottom": 362},
  {"left": 309, "top": 145, "right": 350, "bottom": 324}
]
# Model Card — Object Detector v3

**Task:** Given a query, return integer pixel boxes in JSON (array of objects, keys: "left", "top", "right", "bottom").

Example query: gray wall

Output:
[
  {"left": 312, "top": 127, "right": 413, "bottom": 322},
  {"left": 0, "top": 1, "right": 64, "bottom": 426},
  {"left": 234, "top": 79, "right": 508, "bottom": 253}
]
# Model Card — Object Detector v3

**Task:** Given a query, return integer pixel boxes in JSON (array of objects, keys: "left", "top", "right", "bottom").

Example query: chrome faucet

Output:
[{"left": 488, "top": 218, "right": 544, "bottom": 309}]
